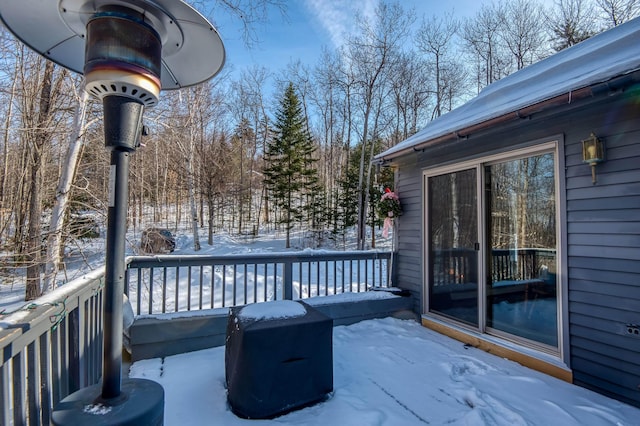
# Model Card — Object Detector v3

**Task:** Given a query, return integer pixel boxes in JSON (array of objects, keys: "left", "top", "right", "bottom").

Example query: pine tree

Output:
[{"left": 264, "top": 82, "right": 319, "bottom": 248}]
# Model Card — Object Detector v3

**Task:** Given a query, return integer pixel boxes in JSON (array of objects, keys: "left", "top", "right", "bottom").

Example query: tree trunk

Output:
[
  {"left": 207, "top": 197, "right": 214, "bottom": 245},
  {"left": 43, "top": 89, "right": 90, "bottom": 293},
  {"left": 186, "top": 151, "right": 200, "bottom": 251},
  {"left": 25, "top": 159, "right": 43, "bottom": 300},
  {"left": 26, "top": 61, "right": 55, "bottom": 301},
  {"left": 0, "top": 62, "right": 18, "bottom": 237},
  {"left": 356, "top": 104, "right": 371, "bottom": 251}
]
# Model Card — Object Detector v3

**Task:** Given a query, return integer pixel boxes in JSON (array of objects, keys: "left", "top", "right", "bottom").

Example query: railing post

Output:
[
  {"left": 283, "top": 261, "right": 293, "bottom": 300},
  {"left": 1, "top": 362, "right": 10, "bottom": 426},
  {"left": 390, "top": 252, "right": 398, "bottom": 287},
  {"left": 123, "top": 266, "right": 129, "bottom": 297},
  {"left": 67, "top": 308, "right": 81, "bottom": 394}
]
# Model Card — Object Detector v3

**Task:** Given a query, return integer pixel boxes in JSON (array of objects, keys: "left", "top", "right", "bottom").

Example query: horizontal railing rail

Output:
[
  {"left": 432, "top": 248, "right": 557, "bottom": 286},
  {"left": 1, "top": 250, "right": 394, "bottom": 424},
  {"left": 125, "top": 251, "right": 393, "bottom": 316},
  {"left": 491, "top": 248, "right": 556, "bottom": 281}
]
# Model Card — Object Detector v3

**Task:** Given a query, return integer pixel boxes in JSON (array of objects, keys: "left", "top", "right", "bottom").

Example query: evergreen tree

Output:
[{"left": 264, "top": 82, "right": 319, "bottom": 248}]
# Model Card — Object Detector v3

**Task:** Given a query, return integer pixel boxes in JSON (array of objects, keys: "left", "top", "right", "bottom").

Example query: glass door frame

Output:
[
  {"left": 424, "top": 162, "right": 484, "bottom": 330},
  {"left": 424, "top": 160, "right": 485, "bottom": 332},
  {"left": 423, "top": 141, "right": 565, "bottom": 357}
]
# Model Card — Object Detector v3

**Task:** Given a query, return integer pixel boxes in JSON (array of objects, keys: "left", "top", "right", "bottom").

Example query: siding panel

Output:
[
  {"left": 567, "top": 182, "right": 640, "bottom": 199},
  {"left": 567, "top": 195, "right": 640, "bottom": 210},
  {"left": 570, "top": 300, "right": 638, "bottom": 323},
  {"left": 571, "top": 357, "right": 640, "bottom": 406},
  {"left": 571, "top": 316, "right": 640, "bottom": 351},
  {"left": 569, "top": 233, "right": 640, "bottom": 247},
  {"left": 570, "top": 290, "right": 639, "bottom": 313},
  {"left": 568, "top": 257, "right": 640, "bottom": 273},
  {"left": 569, "top": 274, "right": 640, "bottom": 291},
  {"left": 395, "top": 163, "right": 424, "bottom": 314},
  {"left": 568, "top": 245, "right": 639, "bottom": 260},
  {"left": 568, "top": 221, "right": 640, "bottom": 234}
]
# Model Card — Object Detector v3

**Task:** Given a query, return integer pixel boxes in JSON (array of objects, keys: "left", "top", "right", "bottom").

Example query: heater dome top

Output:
[{"left": 0, "top": 0, "right": 225, "bottom": 90}]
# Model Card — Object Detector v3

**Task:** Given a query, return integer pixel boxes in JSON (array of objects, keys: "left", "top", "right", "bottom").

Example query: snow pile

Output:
[
  {"left": 237, "top": 300, "right": 306, "bottom": 321},
  {"left": 129, "top": 317, "right": 640, "bottom": 425},
  {"left": 305, "top": 288, "right": 399, "bottom": 305}
]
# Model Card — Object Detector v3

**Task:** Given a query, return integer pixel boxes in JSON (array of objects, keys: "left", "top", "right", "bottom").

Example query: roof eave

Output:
[{"left": 375, "top": 69, "right": 640, "bottom": 165}]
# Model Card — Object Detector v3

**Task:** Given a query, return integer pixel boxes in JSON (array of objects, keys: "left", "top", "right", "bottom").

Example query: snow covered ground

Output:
[{"left": 129, "top": 316, "right": 640, "bottom": 425}]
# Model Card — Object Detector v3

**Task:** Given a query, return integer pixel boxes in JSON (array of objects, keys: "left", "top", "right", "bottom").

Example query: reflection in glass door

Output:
[
  {"left": 486, "top": 153, "right": 558, "bottom": 347},
  {"left": 428, "top": 169, "right": 478, "bottom": 326}
]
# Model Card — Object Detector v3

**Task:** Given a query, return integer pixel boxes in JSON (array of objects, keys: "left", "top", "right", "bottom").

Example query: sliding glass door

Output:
[
  {"left": 486, "top": 153, "right": 558, "bottom": 347},
  {"left": 426, "top": 147, "right": 559, "bottom": 350},
  {"left": 428, "top": 168, "right": 479, "bottom": 326}
]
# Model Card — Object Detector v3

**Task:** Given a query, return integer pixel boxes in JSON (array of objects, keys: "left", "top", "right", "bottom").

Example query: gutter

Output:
[{"left": 376, "top": 70, "right": 640, "bottom": 164}]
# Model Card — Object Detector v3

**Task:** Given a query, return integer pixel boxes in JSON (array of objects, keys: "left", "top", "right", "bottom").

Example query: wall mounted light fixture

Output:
[{"left": 582, "top": 133, "right": 605, "bottom": 184}]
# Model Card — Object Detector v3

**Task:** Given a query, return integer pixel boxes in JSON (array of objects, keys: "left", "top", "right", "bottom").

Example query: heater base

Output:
[{"left": 51, "top": 378, "right": 164, "bottom": 426}]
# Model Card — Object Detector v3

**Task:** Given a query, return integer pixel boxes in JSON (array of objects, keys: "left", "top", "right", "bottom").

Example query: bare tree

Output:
[
  {"left": 228, "top": 66, "right": 271, "bottom": 234},
  {"left": 547, "top": 0, "right": 596, "bottom": 51},
  {"left": 461, "top": 2, "right": 511, "bottom": 91},
  {"left": 387, "top": 52, "right": 431, "bottom": 144},
  {"left": 152, "top": 84, "right": 217, "bottom": 251},
  {"left": 311, "top": 49, "right": 343, "bottom": 221},
  {"left": 0, "top": 49, "right": 19, "bottom": 242},
  {"left": 595, "top": 0, "right": 640, "bottom": 26},
  {"left": 500, "top": 0, "right": 550, "bottom": 70},
  {"left": 23, "top": 58, "right": 68, "bottom": 300},
  {"left": 200, "top": 131, "right": 234, "bottom": 244},
  {"left": 347, "top": 1, "right": 414, "bottom": 250},
  {"left": 206, "top": 0, "right": 288, "bottom": 47},
  {"left": 416, "top": 11, "right": 459, "bottom": 118},
  {"left": 43, "top": 86, "right": 99, "bottom": 293}
]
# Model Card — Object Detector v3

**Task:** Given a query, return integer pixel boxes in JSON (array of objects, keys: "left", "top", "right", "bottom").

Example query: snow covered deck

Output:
[{"left": 129, "top": 316, "right": 640, "bottom": 425}]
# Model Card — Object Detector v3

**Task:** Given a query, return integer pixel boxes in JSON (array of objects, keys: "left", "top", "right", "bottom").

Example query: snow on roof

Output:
[{"left": 377, "top": 17, "right": 640, "bottom": 161}]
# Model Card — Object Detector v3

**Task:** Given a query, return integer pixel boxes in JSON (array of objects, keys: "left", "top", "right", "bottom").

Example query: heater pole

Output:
[
  {"left": 101, "top": 95, "right": 144, "bottom": 400},
  {"left": 102, "top": 149, "right": 130, "bottom": 399}
]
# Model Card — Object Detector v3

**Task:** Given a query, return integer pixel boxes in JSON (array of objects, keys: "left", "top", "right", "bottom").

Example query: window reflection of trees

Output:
[
  {"left": 429, "top": 169, "right": 478, "bottom": 288},
  {"left": 429, "top": 169, "right": 477, "bottom": 250},
  {"left": 489, "top": 153, "right": 556, "bottom": 251}
]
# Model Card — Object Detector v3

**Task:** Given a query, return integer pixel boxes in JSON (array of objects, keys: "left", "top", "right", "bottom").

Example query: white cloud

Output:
[{"left": 304, "top": 0, "right": 377, "bottom": 49}]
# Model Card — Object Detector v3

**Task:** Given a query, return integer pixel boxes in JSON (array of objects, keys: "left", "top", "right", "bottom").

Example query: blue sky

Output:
[{"left": 209, "top": 0, "right": 508, "bottom": 79}]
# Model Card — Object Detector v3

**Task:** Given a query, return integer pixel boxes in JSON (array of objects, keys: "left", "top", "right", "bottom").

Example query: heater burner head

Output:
[
  {"left": 0, "top": 0, "right": 225, "bottom": 94},
  {"left": 84, "top": 10, "right": 163, "bottom": 106}
]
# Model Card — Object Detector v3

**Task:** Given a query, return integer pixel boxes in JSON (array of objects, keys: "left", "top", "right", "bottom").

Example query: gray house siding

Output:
[
  {"left": 563, "top": 93, "right": 640, "bottom": 406},
  {"left": 394, "top": 160, "right": 423, "bottom": 313},
  {"left": 391, "top": 88, "right": 640, "bottom": 407}
]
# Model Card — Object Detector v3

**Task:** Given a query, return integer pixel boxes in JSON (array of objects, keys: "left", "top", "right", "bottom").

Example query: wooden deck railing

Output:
[
  {"left": 0, "top": 269, "right": 105, "bottom": 426},
  {"left": 0, "top": 250, "right": 393, "bottom": 425},
  {"left": 125, "top": 251, "right": 393, "bottom": 316}
]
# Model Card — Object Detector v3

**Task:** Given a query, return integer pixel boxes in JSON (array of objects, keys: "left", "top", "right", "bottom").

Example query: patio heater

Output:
[{"left": 0, "top": 1, "right": 224, "bottom": 424}]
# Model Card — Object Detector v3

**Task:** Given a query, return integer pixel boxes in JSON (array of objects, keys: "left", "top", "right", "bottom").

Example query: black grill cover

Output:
[{"left": 225, "top": 301, "right": 333, "bottom": 419}]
